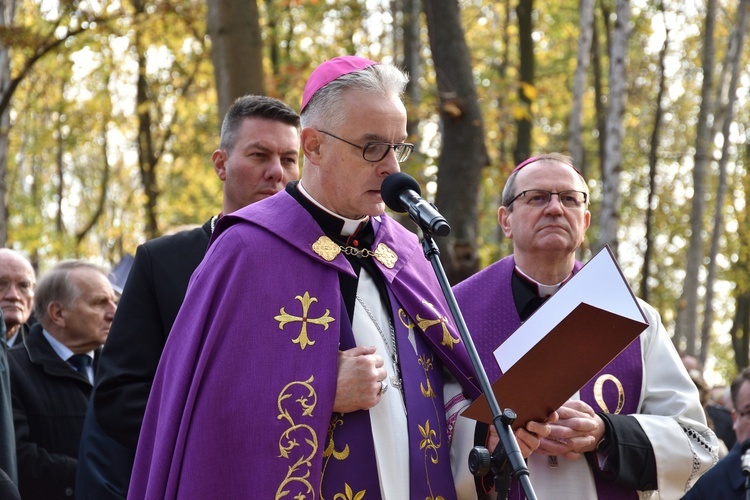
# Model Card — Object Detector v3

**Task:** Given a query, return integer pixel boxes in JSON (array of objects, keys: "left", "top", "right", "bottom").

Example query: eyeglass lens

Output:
[
  {"left": 522, "top": 190, "right": 586, "bottom": 208},
  {"left": 363, "top": 143, "right": 414, "bottom": 163}
]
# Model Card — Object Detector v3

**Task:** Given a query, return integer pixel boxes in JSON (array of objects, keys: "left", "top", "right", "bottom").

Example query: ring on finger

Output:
[{"left": 378, "top": 379, "right": 389, "bottom": 395}]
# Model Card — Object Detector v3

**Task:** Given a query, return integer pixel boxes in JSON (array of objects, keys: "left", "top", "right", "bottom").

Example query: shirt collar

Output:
[{"left": 41, "top": 329, "right": 94, "bottom": 362}]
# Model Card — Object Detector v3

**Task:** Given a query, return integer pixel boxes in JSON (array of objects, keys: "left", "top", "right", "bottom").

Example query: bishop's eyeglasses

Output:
[
  {"left": 317, "top": 130, "right": 414, "bottom": 163},
  {"left": 508, "top": 189, "right": 588, "bottom": 209}
]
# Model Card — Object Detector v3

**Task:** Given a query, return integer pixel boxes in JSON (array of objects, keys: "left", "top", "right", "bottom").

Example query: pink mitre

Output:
[{"left": 301, "top": 55, "right": 379, "bottom": 112}]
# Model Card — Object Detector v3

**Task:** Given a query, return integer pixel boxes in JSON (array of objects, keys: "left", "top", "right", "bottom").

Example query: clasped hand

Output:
[{"left": 332, "top": 346, "right": 387, "bottom": 413}]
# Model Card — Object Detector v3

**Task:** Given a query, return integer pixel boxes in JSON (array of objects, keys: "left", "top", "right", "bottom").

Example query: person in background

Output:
[
  {"left": 9, "top": 260, "right": 116, "bottom": 499},
  {"left": 682, "top": 367, "right": 750, "bottom": 499},
  {"left": 452, "top": 153, "right": 717, "bottom": 498},
  {"left": 0, "top": 309, "right": 21, "bottom": 499},
  {"left": 128, "top": 55, "right": 504, "bottom": 499},
  {"left": 75, "top": 95, "right": 301, "bottom": 499},
  {"left": 0, "top": 249, "right": 36, "bottom": 346}
]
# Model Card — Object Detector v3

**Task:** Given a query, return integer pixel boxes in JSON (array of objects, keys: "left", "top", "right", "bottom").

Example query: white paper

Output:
[{"left": 493, "top": 246, "right": 647, "bottom": 372}]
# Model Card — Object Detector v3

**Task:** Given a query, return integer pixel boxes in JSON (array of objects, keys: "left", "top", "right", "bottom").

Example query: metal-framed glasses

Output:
[
  {"left": 318, "top": 130, "right": 414, "bottom": 163},
  {"left": 508, "top": 189, "right": 588, "bottom": 209}
]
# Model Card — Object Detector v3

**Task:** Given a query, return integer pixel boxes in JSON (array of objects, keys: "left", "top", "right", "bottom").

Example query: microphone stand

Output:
[{"left": 419, "top": 230, "right": 536, "bottom": 500}]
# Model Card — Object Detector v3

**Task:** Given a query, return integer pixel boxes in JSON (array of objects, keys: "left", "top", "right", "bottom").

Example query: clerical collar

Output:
[
  {"left": 514, "top": 265, "right": 573, "bottom": 298},
  {"left": 296, "top": 182, "right": 370, "bottom": 236}
]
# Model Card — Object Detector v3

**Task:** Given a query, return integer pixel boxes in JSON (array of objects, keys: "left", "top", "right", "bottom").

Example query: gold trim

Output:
[
  {"left": 593, "top": 374, "right": 625, "bottom": 414},
  {"left": 312, "top": 236, "right": 341, "bottom": 261},
  {"left": 311, "top": 236, "right": 398, "bottom": 269}
]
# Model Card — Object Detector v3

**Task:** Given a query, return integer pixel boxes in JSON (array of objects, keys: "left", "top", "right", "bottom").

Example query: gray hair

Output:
[
  {"left": 219, "top": 95, "right": 300, "bottom": 152},
  {"left": 501, "top": 153, "right": 589, "bottom": 211},
  {"left": 33, "top": 260, "right": 109, "bottom": 323},
  {"left": 300, "top": 63, "right": 409, "bottom": 131}
]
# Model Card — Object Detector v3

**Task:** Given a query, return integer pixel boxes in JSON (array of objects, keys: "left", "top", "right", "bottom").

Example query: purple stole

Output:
[
  {"left": 453, "top": 255, "right": 643, "bottom": 500},
  {"left": 129, "top": 191, "right": 480, "bottom": 500}
]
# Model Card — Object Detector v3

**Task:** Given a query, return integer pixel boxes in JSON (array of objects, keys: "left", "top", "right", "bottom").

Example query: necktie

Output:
[{"left": 68, "top": 354, "right": 91, "bottom": 377}]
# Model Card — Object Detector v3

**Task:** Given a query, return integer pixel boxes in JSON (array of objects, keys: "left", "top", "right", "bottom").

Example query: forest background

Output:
[{"left": 1, "top": 0, "right": 749, "bottom": 384}]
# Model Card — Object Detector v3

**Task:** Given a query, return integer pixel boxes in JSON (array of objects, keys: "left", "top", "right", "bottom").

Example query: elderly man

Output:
[
  {"left": 8, "top": 260, "right": 116, "bottom": 499},
  {"left": 129, "top": 56, "right": 483, "bottom": 499},
  {"left": 453, "top": 153, "right": 717, "bottom": 498},
  {"left": 683, "top": 367, "right": 750, "bottom": 499},
  {"left": 0, "top": 249, "right": 36, "bottom": 346},
  {"left": 76, "top": 95, "right": 301, "bottom": 499}
]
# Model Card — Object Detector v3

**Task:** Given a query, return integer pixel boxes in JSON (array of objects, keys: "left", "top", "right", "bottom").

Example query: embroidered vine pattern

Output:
[{"left": 275, "top": 376, "right": 318, "bottom": 500}]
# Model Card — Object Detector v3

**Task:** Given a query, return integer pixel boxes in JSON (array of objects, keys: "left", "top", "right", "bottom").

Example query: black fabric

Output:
[
  {"left": 286, "top": 182, "right": 393, "bottom": 323},
  {"left": 587, "top": 412, "right": 658, "bottom": 490},
  {"left": 68, "top": 355, "right": 91, "bottom": 376},
  {"left": 511, "top": 272, "right": 549, "bottom": 321},
  {"left": 76, "top": 219, "right": 212, "bottom": 499},
  {"left": 8, "top": 324, "right": 98, "bottom": 500},
  {"left": 0, "top": 468, "right": 20, "bottom": 500},
  {"left": 0, "top": 311, "right": 18, "bottom": 487}
]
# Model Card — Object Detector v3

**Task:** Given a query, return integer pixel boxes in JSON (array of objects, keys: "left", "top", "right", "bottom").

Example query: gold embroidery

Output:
[
  {"left": 312, "top": 236, "right": 340, "bottom": 261},
  {"left": 275, "top": 376, "right": 318, "bottom": 500},
  {"left": 416, "top": 300, "right": 459, "bottom": 349},
  {"left": 398, "top": 308, "right": 415, "bottom": 329},
  {"left": 332, "top": 484, "right": 366, "bottom": 500},
  {"left": 323, "top": 415, "right": 350, "bottom": 461},
  {"left": 419, "top": 355, "right": 437, "bottom": 398},
  {"left": 593, "top": 374, "right": 625, "bottom": 414},
  {"left": 419, "top": 420, "right": 440, "bottom": 465},
  {"left": 373, "top": 243, "right": 398, "bottom": 269},
  {"left": 275, "top": 292, "right": 335, "bottom": 350}
]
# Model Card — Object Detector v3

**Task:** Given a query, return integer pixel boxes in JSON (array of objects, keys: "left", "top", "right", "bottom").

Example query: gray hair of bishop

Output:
[
  {"left": 501, "top": 153, "right": 590, "bottom": 211},
  {"left": 300, "top": 63, "right": 409, "bottom": 132},
  {"left": 219, "top": 95, "right": 300, "bottom": 153},
  {"left": 33, "top": 260, "right": 109, "bottom": 324}
]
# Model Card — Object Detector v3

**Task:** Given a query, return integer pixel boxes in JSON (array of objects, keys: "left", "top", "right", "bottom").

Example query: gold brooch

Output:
[{"left": 311, "top": 236, "right": 398, "bottom": 269}]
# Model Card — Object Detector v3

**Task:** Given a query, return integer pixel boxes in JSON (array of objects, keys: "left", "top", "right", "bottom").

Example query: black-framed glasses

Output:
[
  {"left": 318, "top": 130, "right": 414, "bottom": 163},
  {"left": 508, "top": 189, "right": 588, "bottom": 209}
]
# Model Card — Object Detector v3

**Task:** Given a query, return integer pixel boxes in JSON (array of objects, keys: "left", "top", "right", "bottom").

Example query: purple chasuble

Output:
[
  {"left": 129, "top": 191, "right": 480, "bottom": 500},
  {"left": 453, "top": 255, "right": 643, "bottom": 500}
]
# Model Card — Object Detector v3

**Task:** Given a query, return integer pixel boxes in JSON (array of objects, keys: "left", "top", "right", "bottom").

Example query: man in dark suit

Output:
[
  {"left": 0, "top": 310, "right": 21, "bottom": 500},
  {"left": 8, "top": 260, "right": 116, "bottom": 499},
  {"left": 683, "top": 367, "right": 750, "bottom": 499},
  {"left": 75, "top": 95, "right": 301, "bottom": 499},
  {"left": 0, "top": 249, "right": 36, "bottom": 347}
]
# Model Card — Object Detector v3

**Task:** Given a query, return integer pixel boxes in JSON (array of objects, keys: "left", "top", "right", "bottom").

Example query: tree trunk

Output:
[
  {"left": 513, "top": 0, "right": 533, "bottom": 165},
  {"left": 674, "top": 0, "right": 717, "bottom": 352},
  {"left": 569, "top": 0, "right": 595, "bottom": 172},
  {"left": 423, "top": 0, "right": 489, "bottom": 284},
  {"left": 207, "top": 0, "right": 265, "bottom": 123},
  {"left": 700, "top": 0, "right": 748, "bottom": 365},
  {"left": 640, "top": 1, "right": 669, "bottom": 303},
  {"left": 597, "top": 0, "right": 630, "bottom": 257},
  {"left": 402, "top": 0, "right": 421, "bottom": 139},
  {"left": 0, "top": 0, "right": 16, "bottom": 247}
]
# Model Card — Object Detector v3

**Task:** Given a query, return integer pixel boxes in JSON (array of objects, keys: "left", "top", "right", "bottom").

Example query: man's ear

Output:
[
  {"left": 498, "top": 206, "right": 513, "bottom": 238},
  {"left": 47, "top": 302, "right": 66, "bottom": 328},
  {"left": 212, "top": 149, "right": 227, "bottom": 181},
  {"left": 300, "top": 128, "right": 323, "bottom": 166}
]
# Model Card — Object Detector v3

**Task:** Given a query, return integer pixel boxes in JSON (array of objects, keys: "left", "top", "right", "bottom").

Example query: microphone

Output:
[
  {"left": 742, "top": 439, "right": 750, "bottom": 477},
  {"left": 381, "top": 172, "right": 451, "bottom": 237}
]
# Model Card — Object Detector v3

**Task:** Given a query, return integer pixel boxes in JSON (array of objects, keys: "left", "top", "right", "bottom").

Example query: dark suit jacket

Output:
[
  {"left": 76, "top": 220, "right": 210, "bottom": 499},
  {"left": 682, "top": 442, "right": 746, "bottom": 499},
  {"left": 8, "top": 324, "right": 98, "bottom": 499},
  {"left": 0, "top": 312, "right": 19, "bottom": 491}
]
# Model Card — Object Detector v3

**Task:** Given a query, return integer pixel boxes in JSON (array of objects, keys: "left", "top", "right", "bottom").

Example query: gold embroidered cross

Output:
[
  {"left": 416, "top": 300, "right": 459, "bottom": 349},
  {"left": 275, "top": 292, "right": 335, "bottom": 350}
]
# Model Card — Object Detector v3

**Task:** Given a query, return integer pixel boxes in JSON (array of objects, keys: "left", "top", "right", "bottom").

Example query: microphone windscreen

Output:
[{"left": 381, "top": 172, "right": 421, "bottom": 213}]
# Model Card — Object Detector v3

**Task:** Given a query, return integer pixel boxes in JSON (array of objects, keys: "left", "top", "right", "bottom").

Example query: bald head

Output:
[{"left": 0, "top": 249, "right": 36, "bottom": 339}]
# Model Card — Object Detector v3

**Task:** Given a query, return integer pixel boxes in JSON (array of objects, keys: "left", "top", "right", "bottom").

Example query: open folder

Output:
[{"left": 462, "top": 245, "right": 650, "bottom": 428}]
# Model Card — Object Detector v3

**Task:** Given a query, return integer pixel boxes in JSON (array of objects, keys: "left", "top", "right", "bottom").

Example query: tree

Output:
[
  {"left": 513, "top": 0, "right": 533, "bottom": 165},
  {"left": 568, "top": 0, "right": 595, "bottom": 171},
  {"left": 674, "top": 0, "right": 718, "bottom": 353},
  {"left": 597, "top": 0, "right": 631, "bottom": 256},
  {"left": 207, "top": 0, "right": 265, "bottom": 123},
  {"left": 423, "top": 0, "right": 489, "bottom": 284}
]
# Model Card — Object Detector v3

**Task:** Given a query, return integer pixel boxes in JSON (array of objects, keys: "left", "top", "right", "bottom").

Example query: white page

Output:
[{"left": 493, "top": 246, "right": 647, "bottom": 372}]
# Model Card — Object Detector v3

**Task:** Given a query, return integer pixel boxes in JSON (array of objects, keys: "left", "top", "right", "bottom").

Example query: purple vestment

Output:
[
  {"left": 129, "top": 191, "right": 480, "bottom": 499},
  {"left": 453, "top": 255, "right": 643, "bottom": 500}
]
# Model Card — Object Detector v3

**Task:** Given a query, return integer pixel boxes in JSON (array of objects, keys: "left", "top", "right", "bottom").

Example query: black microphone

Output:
[
  {"left": 742, "top": 439, "right": 750, "bottom": 477},
  {"left": 381, "top": 172, "right": 451, "bottom": 237}
]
